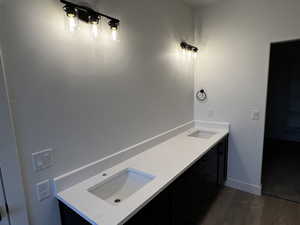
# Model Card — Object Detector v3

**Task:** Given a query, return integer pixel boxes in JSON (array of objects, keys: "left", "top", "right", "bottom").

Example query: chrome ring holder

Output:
[{"left": 196, "top": 89, "right": 207, "bottom": 102}]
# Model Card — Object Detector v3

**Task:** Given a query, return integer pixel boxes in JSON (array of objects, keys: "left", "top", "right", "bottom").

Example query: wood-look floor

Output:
[{"left": 196, "top": 187, "right": 300, "bottom": 225}]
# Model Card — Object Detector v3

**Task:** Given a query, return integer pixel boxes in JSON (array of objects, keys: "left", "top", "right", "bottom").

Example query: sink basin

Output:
[
  {"left": 88, "top": 168, "right": 155, "bottom": 205},
  {"left": 188, "top": 130, "right": 217, "bottom": 139}
]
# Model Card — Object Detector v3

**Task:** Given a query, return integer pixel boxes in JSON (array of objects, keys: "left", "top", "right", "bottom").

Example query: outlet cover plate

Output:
[
  {"left": 32, "top": 149, "right": 53, "bottom": 172},
  {"left": 36, "top": 179, "right": 51, "bottom": 201}
]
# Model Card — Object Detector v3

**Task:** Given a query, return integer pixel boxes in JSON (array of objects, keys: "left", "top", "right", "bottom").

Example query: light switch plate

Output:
[
  {"left": 36, "top": 179, "right": 51, "bottom": 201},
  {"left": 32, "top": 149, "right": 53, "bottom": 172}
]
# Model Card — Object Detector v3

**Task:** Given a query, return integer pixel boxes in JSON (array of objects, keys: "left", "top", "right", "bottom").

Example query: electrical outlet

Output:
[
  {"left": 251, "top": 110, "right": 260, "bottom": 120},
  {"left": 32, "top": 149, "right": 53, "bottom": 172},
  {"left": 36, "top": 179, "right": 51, "bottom": 201}
]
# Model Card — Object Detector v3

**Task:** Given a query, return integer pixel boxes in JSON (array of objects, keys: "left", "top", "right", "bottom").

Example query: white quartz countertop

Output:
[{"left": 56, "top": 126, "right": 229, "bottom": 225}]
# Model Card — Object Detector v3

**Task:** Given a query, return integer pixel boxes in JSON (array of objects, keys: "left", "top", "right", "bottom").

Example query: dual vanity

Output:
[{"left": 54, "top": 122, "right": 229, "bottom": 225}]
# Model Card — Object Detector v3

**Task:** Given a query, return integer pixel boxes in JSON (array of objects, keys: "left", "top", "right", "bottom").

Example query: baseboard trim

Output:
[{"left": 225, "top": 177, "right": 262, "bottom": 196}]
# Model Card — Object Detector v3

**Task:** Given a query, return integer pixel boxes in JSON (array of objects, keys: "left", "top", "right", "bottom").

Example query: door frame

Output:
[{"left": 0, "top": 48, "right": 29, "bottom": 225}]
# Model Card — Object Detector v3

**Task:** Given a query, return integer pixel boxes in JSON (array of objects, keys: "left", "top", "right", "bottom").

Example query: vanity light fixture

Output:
[
  {"left": 61, "top": 0, "right": 120, "bottom": 40},
  {"left": 180, "top": 41, "right": 198, "bottom": 54}
]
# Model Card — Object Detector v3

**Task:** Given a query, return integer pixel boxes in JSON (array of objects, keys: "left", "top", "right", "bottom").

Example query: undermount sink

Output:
[
  {"left": 88, "top": 168, "right": 155, "bottom": 206},
  {"left": 188, "top": 130, "right": 217, "bottom": 139}
]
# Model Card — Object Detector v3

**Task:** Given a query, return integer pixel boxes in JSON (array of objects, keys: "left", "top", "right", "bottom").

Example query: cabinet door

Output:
[
  {"left": 216, "top": 136, "right": 228, "bottom": 185},
  {"left": 172, "top": 147, "right": 219, "bottom": 225},
  {"left": 59, "top": 202, "right": 91, "bottom": 225},
  {"left": 125, "top": 187, "right": 171, "bottom": 225}
]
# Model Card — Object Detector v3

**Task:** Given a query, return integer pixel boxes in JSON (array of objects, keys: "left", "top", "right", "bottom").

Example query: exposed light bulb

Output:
[
  {"left": 193, "top": 51, "right": 197, "bottom": 58},
  {"left": 111, "top": 27, "right": 118, "bottom": 41},
  {"left": 91, "top": 22, "right": 99, "bottom": 39},
  {"left": 89, "top": 14, "right": 100, "bottom": 40},
  {"left": 64, "top": 6, "right": 78, "bottom": 33},
  {"left": 183, "top": 49, "right": 188, "bottom": 57},
  {"left": 109, "top": 19, "right": 119, "bottom": 41},
  {"left": 67, "top": 15, "right": 78, "bottom": 33}
]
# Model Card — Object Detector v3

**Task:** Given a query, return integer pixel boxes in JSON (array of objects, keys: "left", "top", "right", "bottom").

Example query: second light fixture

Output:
[
  {"left": 180, "top": 41, "right": 198, "bottom": 54},
  {"left": 61, "top": 0, "right": 120, "bottom": 40}
]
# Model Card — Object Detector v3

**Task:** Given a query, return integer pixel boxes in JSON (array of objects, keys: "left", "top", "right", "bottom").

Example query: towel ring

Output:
[{"left": 196, "top": 89, "right": 207, "bottom": 102}]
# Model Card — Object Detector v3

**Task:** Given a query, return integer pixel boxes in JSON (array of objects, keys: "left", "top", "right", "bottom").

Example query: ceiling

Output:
[{"left": 183, "top": 0, "right": 221, "bottom": 6}]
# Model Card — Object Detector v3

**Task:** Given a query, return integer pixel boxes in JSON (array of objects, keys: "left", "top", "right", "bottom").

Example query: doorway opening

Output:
[{"left": 262, "top": 39, "right": 300, "bottom": 203}]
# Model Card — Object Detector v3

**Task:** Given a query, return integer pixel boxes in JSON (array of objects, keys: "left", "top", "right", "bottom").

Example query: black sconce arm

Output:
[
  {"left": 60, "top": 0, "right": 120, "bottom": 24},
  {"left": 181, "top": 41, "right": 198, "bottom": 53}
]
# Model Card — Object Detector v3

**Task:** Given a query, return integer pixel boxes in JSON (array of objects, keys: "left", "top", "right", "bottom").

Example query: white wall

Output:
[
  {"left": 194, "top": 0, "right": 300, "bottom": 192},
  {"left": 0, "top": 0, "right": 194, "bottom": 224}
]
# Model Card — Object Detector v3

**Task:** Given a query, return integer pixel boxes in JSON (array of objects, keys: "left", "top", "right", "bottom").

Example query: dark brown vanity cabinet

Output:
[
  {"left": 171, "top": 135, "right": 229, "bottom": 225},
  {"left": 59, "top": 135, "right": 229, "bottom": 225}
]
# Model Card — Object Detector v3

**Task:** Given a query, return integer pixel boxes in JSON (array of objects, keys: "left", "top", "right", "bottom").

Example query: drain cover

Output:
[{"left": 114, "top": 199, "right": 121, "bottom": 203}]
